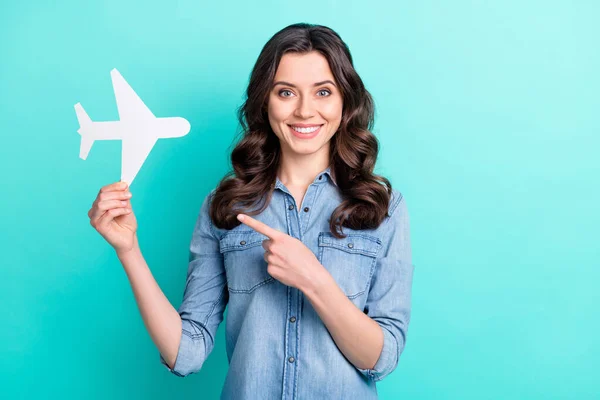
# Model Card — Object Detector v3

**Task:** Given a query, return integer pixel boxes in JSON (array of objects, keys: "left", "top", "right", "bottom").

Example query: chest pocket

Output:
[
  {"left": 318, "top": 232, "right": 382, "bottom": 299},
  {"left": 219, "top": 230, "right": 274, "bottom": 293}
]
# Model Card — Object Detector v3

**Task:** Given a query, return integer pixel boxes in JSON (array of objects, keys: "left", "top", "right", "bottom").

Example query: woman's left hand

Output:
[{"left": 237, "top": 213, "right": 326, "bottom": 292}]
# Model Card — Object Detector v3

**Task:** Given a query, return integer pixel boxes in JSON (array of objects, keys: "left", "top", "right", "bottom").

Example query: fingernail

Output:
[
  {"left": 121, "top": 201, "right": 127, "bottom": 206},
  {"left": 237, "top": 214, "right": 245, "bottom": 222}
]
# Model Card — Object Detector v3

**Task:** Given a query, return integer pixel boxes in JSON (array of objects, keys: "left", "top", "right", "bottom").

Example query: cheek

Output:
[
  {"left": 268, "top": 98, "right": 292, "bottom": 122},
  {"left": 321, "top": 100, "right": 343, "bottom": 123}
]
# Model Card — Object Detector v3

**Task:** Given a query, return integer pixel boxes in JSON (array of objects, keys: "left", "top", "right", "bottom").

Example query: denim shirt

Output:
[{"left": 160, "top": 166, "right": 415, "bottom": 399}]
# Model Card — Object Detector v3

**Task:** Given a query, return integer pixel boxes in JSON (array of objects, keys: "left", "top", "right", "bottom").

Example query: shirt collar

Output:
[{"left": 274, "top": 166, "right": 337, "bottom": 191}]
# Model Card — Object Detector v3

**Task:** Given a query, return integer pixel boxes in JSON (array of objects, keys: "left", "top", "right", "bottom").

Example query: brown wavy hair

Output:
[{"left": 210, "top": 23, "right": 393, "bottom": 238}]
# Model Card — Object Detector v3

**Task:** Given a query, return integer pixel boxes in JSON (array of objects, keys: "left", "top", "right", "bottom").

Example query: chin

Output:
[
  {"left": 291, "top": 141, "right": 328, "bottom": 155},
  {"left": 289, "top": 146, "right": 318, "bottom": 155}
]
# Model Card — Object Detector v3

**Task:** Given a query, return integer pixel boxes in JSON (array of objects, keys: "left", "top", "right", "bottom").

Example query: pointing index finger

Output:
[{"left": 237, "top": 214, "right": 282, "bottom": 239}]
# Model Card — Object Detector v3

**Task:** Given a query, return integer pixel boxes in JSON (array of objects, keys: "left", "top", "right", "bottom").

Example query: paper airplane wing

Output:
[
  {"left": 111, "top": 68, "right": 155, "bottom": 122},
  {"left": 121, "top": 136, "right": 158, "bottom": 185}
]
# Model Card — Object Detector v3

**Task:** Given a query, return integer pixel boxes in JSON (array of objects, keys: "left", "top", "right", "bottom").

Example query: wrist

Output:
[
  {"left": 116, "top": 234, "right": 140, "bottom": 260},
  {"left": 301, "top": 263, "right": 333, "bottom": 300}
]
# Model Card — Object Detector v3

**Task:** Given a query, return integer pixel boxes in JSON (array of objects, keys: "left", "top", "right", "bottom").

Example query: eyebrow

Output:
[{"left": 272, "top": 80, "right": 337, "bottom": 88}]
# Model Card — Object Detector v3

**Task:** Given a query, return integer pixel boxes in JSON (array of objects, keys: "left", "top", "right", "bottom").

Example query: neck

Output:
[{"left": 277, "top": 154, "right": 330, "bottom": 189}]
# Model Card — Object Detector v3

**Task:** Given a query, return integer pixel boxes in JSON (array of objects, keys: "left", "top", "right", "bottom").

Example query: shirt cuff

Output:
[
  {"left": 159, "top": 326, "right": 206, "bottom": 377},
  {"left": 356, "top": 326, "right": 398, "bottom": 381}
]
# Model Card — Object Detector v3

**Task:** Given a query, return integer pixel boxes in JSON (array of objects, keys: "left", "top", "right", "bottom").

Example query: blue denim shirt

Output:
[{"left": 160, "top": 166, "right": 415, "bottom": 399}]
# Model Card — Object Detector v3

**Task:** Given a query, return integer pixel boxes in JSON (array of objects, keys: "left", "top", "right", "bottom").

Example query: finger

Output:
[
  {"left": 237, "top": 214, "right": 282, "bottom": 239},
  {"left": 261, "top": 239, "right": 273, "bottom": 252},
  {"left": 97, "top": 190, "right": 132, "bottom": 203},
  {"left": 98, "top": 199, "right": 131, "bottom": 212},
  {"left": 263, "top": 250, "right": 278, "bottom": 265},
  {"left": 96, "top": 207, "right": 132, "bottom": 229},
  {"left": 89, "top": 199, "right": 129, "bottom": 220},
  {"left": 90, "top": 191, "right": 132, "bottom": 218},
  {"left": 98, "top": 181, "right": 129, "bottom": 195}
]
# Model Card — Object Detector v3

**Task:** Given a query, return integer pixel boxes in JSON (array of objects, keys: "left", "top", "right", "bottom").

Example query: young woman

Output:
[{"left": 88, "top": 23, "right": 414, "bottom": 399}]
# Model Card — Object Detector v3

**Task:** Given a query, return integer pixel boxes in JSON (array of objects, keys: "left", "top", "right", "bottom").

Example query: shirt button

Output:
[
  {"left": 289, "top": 316, "right": 296, "bottom": 323},
  {"left": 288, "top": 356, "right": 295, "bottom": 363},
  {"left": 347, "top": 243, "right": 354, "bottom": 249},
  {"left": 288, "top": 205, "right": 294, "bottom": 210},
  {"left": 240, "top": 240, "right": 246, "bottom": 245},
  {"left": 303, "top": 207, "right": 309, "bottom": 212}
]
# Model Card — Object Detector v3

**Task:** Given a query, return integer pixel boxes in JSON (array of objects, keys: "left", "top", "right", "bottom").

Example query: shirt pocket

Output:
[
  {"left": 219, "top": 230, "right": 275, "bottom": 294},
  {"left": 317, "top": 232, "right": 382, "bottom": 299}
]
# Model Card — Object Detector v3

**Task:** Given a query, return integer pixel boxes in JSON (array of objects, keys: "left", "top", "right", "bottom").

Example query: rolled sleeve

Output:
[
  {"left": 159, "top": 190, "right": 228, "bottom": 377},
  {"left": 160, "top": 327, "right": 205, "bottom": 377},
  {"left": 356, "top": 193, "right": 415, "bottom": 382}
]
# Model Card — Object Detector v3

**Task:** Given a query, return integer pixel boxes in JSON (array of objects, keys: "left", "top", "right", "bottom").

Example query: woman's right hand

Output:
[{"left": 88, "top": 181, "right": 138, "bottom": 254}]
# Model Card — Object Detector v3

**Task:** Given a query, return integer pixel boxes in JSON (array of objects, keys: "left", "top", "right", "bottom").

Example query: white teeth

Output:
[{"left": 291, "top": 125, "right": 320, "bottom": 134}]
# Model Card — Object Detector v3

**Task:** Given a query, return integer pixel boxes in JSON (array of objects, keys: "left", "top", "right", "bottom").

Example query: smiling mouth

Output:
[{"left": 288, "top": 124, "right": 324, "bottom": 133}]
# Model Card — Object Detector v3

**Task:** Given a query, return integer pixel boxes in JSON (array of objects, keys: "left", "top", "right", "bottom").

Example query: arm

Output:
[
  {"left": 159, "top": 191, "right": 228, "bottom": 377},
  {"left": 303, "top": 194, "right": 415, "bottom": 381},
  {"left": 120, "top": 191, "right": 227, "bottom": 377},
  {"left": 117, "top": 234, "right": 183, "bottom": 369},
  {"left": 303, "top": 270, "right": 385, "bottom": 370}
]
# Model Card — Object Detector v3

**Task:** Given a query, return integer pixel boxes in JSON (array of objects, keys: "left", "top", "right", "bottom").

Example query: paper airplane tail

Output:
[{"left": 74, "top": 103, "right": 94, "bottom": 160}]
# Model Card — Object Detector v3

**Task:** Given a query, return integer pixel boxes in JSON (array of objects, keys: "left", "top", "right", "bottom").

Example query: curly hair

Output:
[{"left": 210, "top": 23, "right": 393, "bottom": 238}]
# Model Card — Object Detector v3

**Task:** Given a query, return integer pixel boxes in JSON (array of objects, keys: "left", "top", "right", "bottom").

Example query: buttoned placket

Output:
[{"left": 275, "top": 173, "right": 324, "bottom": 400}]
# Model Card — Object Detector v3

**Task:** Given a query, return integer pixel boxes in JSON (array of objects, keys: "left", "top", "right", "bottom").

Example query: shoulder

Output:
[
  {"left": 377, "top": 188, "right": 412, "bottom": 260},
  {"left": 192, "top": 188, "right": 220, "bottom": 239},
  {"left": 198, "top": 188, "right": 216, "bottom": 214},
  {"left": 380, "top": 187, "right": 411, "bottom": 241},
  {"left": 388, "top": 188, "right": 406, "bottom": 218},
  {"left": 200, "top": 188, "right": 238, "bottom": 240}
]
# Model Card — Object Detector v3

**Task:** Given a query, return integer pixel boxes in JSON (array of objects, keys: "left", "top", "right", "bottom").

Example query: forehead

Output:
[{"left": 274, "top": 51, "right": 335, "bottom": 84}]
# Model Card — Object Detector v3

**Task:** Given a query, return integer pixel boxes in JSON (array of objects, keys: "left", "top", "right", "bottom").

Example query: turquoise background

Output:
[{"left": 1, "top": 1, "right": 598, "bottom": 398}]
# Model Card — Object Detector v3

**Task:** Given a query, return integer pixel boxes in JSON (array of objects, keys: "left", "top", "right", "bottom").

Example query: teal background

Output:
[{"left": 1, "top": 1, "right": 598, "bottom": 398}]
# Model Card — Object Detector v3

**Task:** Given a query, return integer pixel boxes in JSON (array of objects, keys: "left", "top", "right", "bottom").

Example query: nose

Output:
[{"left": 293, "top": 96, "right": 315, "bottom": 119}]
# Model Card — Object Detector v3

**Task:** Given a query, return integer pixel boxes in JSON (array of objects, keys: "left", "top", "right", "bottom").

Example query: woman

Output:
[{"left": 88, "top": 23, "right": 414, "bottom": 399}]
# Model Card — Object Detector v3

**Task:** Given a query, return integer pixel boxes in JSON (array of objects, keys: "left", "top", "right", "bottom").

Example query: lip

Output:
[
  {"left": 288, "top": 124, "right": 323, "bottom": 139},
  {"left": 289, "top": 123, "right": 324, "bottom": 128}
]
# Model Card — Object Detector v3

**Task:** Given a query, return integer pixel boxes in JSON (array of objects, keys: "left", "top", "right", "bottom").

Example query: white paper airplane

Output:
[{"left": 74, "top": 68, "right": 191, "bottom": 185}]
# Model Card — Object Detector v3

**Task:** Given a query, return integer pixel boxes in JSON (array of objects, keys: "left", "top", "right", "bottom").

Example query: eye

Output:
[
  {"left": 317, "top": 89, "right": 331, "bottom": 97},
  {"left": 279, "top": 89, "right": 294, "bottom": 98}
]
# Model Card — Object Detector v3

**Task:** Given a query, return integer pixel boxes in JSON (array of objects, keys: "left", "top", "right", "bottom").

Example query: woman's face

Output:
[{"left": 267, "top": 51, "right": 343, "bottom": 158}]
